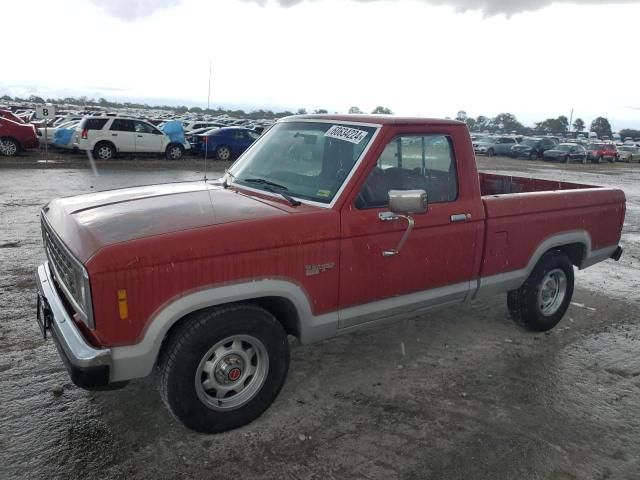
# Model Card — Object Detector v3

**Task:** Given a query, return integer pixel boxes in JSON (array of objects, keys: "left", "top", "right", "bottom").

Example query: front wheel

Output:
[
  {"left": 158, "top": 304, "right": 290, "bottom": 433},
  {"left": 0, "top": 138, "right": 19, "bottom": 156},
  {"left": 166, "top": 143, "right": 184, "bottom": 160},
  {"left": 564, "top": 155, "right": 570, "bottom": 163},
  {"left": 507, "top": 250, "right": 574, "bottom": 332},
  {"left": 487, "top": 148, "right": 495, "bottom": 157}
]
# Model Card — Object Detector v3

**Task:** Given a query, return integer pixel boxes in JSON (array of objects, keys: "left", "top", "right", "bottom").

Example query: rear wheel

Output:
[
  {"left": 216, "top": 145, "right": 231, "bottom": 161},
  {"left": 158, "top": 304, "right": 290, "bottom": 433},
  {"left": 0, "top": 138, "right": 19, "bottom": 156},
  {"left": 507, "top": 250, "right": 574, "bottom": 332},
  {"left": 487, "top": 148, "right": 495, "bottom": 157},
  {"left": 93, "top": 142, "right": 115, "bottom": 160}
]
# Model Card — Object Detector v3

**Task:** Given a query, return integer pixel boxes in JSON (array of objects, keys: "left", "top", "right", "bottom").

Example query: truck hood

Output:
[{"left": 43, "top": 181, "right": 290, "bottom": 262}]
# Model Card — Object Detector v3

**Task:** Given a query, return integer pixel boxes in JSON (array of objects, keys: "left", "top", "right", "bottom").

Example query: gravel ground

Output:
[{"left": 1, "top": 153, "right": 639, "bottom": 480}]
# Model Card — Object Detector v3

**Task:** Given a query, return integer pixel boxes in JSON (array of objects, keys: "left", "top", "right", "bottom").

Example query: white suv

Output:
[{"left": 75, "top": 117, "right": 190, "bottom": 160}]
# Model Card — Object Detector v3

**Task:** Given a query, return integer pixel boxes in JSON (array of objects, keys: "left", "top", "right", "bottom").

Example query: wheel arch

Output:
[
  {"left": 109, "top": 279, "right": 337, "bottom": 383},
  {"left": 93, "top": 139, "right": 117, "bottom": 153}
]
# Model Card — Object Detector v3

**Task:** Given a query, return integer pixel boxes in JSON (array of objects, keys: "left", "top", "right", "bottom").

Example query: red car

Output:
[
  {"left": 35, "top": 115, "right": 626, "bottom": 433},
  {"left": 0, "top": 117, "right": 39, "bottom": 156},
  {"left": 587, "top": 142, "right": 619, "bottom": 163}
]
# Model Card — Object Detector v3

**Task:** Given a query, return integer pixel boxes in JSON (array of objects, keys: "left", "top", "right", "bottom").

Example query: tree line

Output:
[{"left": 455, "top": 110, "right": 618, "bottom": 139}]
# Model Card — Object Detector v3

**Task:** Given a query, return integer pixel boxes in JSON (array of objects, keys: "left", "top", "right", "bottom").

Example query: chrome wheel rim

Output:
[
  {"left": 537, "top": 268, "right": 567, "bottom": 316},
  {"left": 218, "top": 147, "right": 230, "bottom": 160},
  {"left": 2, "top": 140, "right": 17, "bottom": 155},
  {"left": 195, "top": 335, "right": 268, "bottom": 411}
]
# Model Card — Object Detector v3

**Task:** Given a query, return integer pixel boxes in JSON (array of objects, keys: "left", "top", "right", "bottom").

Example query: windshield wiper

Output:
[{"left": 244, "top": 178, "right": 301, "bottom": 207}]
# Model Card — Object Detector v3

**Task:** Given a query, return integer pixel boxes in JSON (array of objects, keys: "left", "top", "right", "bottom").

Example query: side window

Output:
[
  {"left": 84, "top": 118, "right": 108, "bottom": 130},
  {"left": 134, "top": 121, "right": 155, "bottom": 134},
  {"left": 356, "top": 135, "right": 458, "bottom": 209},
  {"left": 111, "top": 119, "right": 134, "bottom": 132}
]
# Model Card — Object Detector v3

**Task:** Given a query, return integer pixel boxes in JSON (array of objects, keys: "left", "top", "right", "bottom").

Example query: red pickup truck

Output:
[{"left": 36, "top": 115, "right": 625, "bottom": 433}]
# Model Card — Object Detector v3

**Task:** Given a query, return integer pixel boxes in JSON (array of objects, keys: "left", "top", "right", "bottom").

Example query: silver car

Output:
[
  {"left": 618, "top": 145, "right": 639, "bottom": 163},
  {"left": 473, "top": 135, "right": 517, "bottom": 156}
]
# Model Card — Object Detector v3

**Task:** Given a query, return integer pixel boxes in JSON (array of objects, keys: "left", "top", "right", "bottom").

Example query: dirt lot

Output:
[{"left": 1, "top": 152, "right": 639, "bottom": 480}]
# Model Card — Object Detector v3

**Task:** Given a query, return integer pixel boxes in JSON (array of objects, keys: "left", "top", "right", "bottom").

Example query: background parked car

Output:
[
  {"left": 473, "top": 135, "right": 517, "bottom": 156},
  {"left": 586, "top": 143, "right": 618, "bottom": 163},
  {"left": 76, "top": 116, "right": 190, "bottom": 160},
  {"left": 0, "top": 118, "right": 39, "bottom": 156},
  {"left": 617, "top": 145, "right": 639, "bottom": 163},
  {"left": 543, "top": 143, "right": 587, "bottom": 163},
  {"left": 510, "top": 137, "right": 557, "bottom": 160},
  {"left": 192, "top": 127, "right": 260, "bottom": 160}
]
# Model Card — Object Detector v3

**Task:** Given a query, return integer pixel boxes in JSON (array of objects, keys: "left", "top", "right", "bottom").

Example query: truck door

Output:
[{"left": 338, "top": 133, "right": 482, "bottom": 328}]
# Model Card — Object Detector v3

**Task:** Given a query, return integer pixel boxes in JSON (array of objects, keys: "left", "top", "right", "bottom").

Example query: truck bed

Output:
[
  {"left": 476, "top": 172, "right": 626, "bottom": 288},
  {"left": 479, "top": 172, "right": 595, "bottom": 196}
]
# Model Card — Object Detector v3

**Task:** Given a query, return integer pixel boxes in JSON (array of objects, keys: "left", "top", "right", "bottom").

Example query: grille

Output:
[{"left": 42, "top": 218, "right": 80, "bottom": 303}]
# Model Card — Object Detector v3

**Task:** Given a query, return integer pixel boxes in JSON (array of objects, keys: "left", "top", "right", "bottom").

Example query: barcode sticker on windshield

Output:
[{"left": 325, "top": 125, "right": 368, "bottom": 144}]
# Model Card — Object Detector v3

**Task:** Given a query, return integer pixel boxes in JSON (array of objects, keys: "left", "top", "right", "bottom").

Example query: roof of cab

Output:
[{"left": 279, "top": 114, "right": 466, "bottom": 127}]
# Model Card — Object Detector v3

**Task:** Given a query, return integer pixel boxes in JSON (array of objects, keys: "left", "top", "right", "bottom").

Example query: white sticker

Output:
[{"left": 324, "top": 125, "right": 368, "bottom": 145}]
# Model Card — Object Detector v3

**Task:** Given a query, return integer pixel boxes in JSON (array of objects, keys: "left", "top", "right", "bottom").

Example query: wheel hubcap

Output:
[
  {"left": 219, "top": 148, "right": 230, "bottom": 160},
  {"left": 537, "top": 268, "right": 567, "bottom": 316},
  {"left": 195, "top": 335, "right": 268, "bottom": 411},
  {"left": 98, "top": 147, "right": 111, "bottom": 159}
]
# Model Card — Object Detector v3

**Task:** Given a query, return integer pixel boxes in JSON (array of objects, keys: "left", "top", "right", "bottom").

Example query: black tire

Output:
[
  {"left": 215, "top": 145, "right": 232, "bottom": 161},
  {"left": 596, "top": 155, "right": 602, "bottom": 164},
  {"left": 507, "top": 250, "right": 575, "bottom": 332},
  {"left": 165, "top": 143, "right": 184, "bottom": 160},
  {"left": 0, "top": 137, "right": 19, "bottom": 156},
  {"left": 158, "top": 304, "right": 290, "bottom": 433},
  {"left": 487, "top": 148, "right": 495, "bottom": 157},
  {"left": 529, "top": 151, "right": 539, "bottom": 160},
  {"left": 564, "top": 155, "right": 570, "bottom": 163},
  {"left": 93, "top": 142, "right": 115, "bottom": 160}
]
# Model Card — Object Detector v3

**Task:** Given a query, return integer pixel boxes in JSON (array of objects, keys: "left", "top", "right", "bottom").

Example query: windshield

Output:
[
  {"left": 229, "top": 121, "right": 377, "bottom": 204},
  {"left": 520, "top": 138, "right": 538, "bottom": 147},
  {"left": 479, "top": 136, "right": 497, "bottom": 143}
]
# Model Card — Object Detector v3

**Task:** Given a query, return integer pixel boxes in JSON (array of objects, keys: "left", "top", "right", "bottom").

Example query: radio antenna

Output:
[{"left": 204, "top": 61, "right": 212, "bottom": 182}]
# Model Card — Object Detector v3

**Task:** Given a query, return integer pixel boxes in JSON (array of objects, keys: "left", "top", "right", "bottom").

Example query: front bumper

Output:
[{"left": 36, "top": 262, "right": 112, "bottom": 388}]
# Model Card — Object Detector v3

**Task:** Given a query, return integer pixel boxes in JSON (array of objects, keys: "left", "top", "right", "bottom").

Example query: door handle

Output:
[
  {"left": 450, "top": 213, "right": 471, "bottom": 223},
  {"left": 111, "top": 133, "right": 118, "bottom": 136},
  {"left": 379, "top": 211, "right": 401, "bottom": 222},
  {"left": 137, "top": 135, "right": 143, "bottom": 138}
]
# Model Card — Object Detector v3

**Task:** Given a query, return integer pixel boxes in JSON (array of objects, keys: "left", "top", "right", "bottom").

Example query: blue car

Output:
[{"left": 192, "top": 127, "right": 261, "bottom": 160}]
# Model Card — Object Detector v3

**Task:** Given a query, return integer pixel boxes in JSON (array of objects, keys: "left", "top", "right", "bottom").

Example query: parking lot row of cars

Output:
[
  {"left": 472, "top": 134, "right": 640, "bottom": 164},
  {"left": 0, "top": 108, "right": 270, "bottom": 160}
]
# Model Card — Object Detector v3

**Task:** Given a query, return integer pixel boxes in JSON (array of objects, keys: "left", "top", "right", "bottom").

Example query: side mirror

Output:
[
  {"left": 388, "top": 190, "right": 428, "bottom": 215},
  {"left": 378, "top": 190, "right": 427, "bottom": 257}
]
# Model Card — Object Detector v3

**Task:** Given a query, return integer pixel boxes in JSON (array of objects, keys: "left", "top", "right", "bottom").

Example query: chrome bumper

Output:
[{"left": 36, "top": 262, "right": 112, "bottom": 388}]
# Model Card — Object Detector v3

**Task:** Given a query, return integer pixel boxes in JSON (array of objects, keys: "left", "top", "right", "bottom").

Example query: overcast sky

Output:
[{"left": 3, "top": 0, "right": 640, "bottom": 129}]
